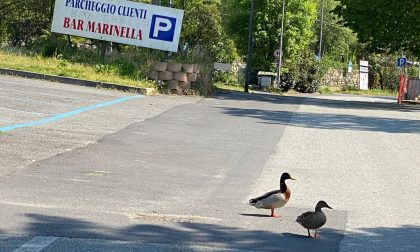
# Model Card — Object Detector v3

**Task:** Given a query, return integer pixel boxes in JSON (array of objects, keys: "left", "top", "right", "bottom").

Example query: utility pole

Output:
[
  {"left": 418, "top": 58, "right": 420, "bottom": 79},
  {"left": 276, "top": 0, "right": 286, "bottom": 87},
  {"left": 318, "top": 0, "right": 325, "bottom": 61},
  {"left": 245, "top": 0, "right": 255, "bottom": 93}
]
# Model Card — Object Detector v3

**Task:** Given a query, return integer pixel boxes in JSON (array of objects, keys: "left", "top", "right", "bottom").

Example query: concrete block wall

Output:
[{"left": 148, "top": 62, "right": 201, "bottom": 94}]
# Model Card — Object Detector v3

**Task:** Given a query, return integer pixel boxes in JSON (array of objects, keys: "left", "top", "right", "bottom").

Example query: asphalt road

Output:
[{"left": 1, "top": 76, "right": 419, "bottom": 251}]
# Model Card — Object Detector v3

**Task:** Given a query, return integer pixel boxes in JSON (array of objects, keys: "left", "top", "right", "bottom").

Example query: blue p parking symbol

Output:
[
  {"left": 397, "top": 57, "right": 407, "bottom": 67},
  {"left": 149, "top": 15, "right": 176, "bottom": 42}
]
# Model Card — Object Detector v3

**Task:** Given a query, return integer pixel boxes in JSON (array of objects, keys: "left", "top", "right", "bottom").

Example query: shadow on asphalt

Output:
[
  {"left": 4, "top": 214, "right": 420, "bottom": 251},
  {"left": 3, "top": 213, "right": 347, "bottom": 252},
  {"left": 239, "top": 213, "right": 272, "bottom": 218},
  {"left": 213, "top": 91, "right": 420, "bottom": 113},
  {"left": 212, "top": 92, "right": 420, "bottom": 134}
]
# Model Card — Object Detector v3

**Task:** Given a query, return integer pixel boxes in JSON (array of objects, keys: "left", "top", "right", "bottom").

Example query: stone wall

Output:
[
  {"left": 321, "top": 68, "right": 359, "bottom": 88},
  {"left": 148, "top": 62, "right": 201, "bottom": 95}
]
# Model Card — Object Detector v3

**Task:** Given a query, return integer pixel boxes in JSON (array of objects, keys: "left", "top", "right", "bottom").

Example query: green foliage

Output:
[
  {"left": 212, "top": 71, "right": 238, "bottom": 85},
  {"left": 224, "top": 0, "right": 317, "bottom": 81},
  {"left": 181, "top": 3, "right": 221, "bottom": 51},
  {"left": 0, "top": 0, "right": 413, "bottom": 97},
  {"left": 282, "top": 0, "right": 317, "bottom": 62},
  {"left": 336, "top": 0, "right": 420, "bottom": 57},
  {"left": 0, "top": 46, "right": 157, "bottom": 88},
  {"left": 179, "top": 1, "right": 237, "bottom": 63},
  {"left": 291, "top": 50, "right": 319, "bottom": 93},
  {"left": 318, "top": 85, "right": 333, "bottom": 94},
  {"left": 0, "top": 0, "right": 54, "bottom": 46},
  {"left": 317, "top": 56, "right": 346, "bottom": 78},
  {"left": 279, "top": 49, "right": 320, "bottom": 93},
  {"left": 279, "top": 71, "right": 295, "bottom": 92},
  {"left": 365, "top": 54, "right": 401, "bottom": 90},
  {"left": 314, "top": 0, "right": 358, "bottom": 60},
  {"left": 340, "top": 85, "right": 397, "bottom": 96},
  {"left": 221, "top": 0, "right": 250, "bottom": 56}
]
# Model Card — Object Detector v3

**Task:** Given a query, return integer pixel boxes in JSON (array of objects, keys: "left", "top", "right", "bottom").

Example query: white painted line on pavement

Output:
[
  {"left": 13, "top": 236, "right": 59, "bottom": 252},
  {"left": 0, "top": 79, "right": 120, "bottom": 97},
  {"left": 0, "top": 95, "right": 75, "bottom": 107},
  {"left": 0, "top": 87, "right": 102, "bottom": 102},
  {"left": 0, "top": 107, "right": 52, "bottom": 115}
]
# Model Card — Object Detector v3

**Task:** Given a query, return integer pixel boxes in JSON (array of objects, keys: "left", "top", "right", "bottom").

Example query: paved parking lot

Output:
[
  {"left": 1, "top": 75, "right": 419, "bottom": 251},
  {"left": 0, "top": 75, "right": 200, "bottom": 176},
  {"left": 0, "top": 77, "right": 143, "bottom": 132}
]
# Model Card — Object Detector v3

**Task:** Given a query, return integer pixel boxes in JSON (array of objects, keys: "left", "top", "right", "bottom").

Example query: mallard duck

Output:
[
  {"left": 296, "top": 200, "right": 332, "bottom": 238},
  {"left": 248, "top": 172, "right": 296, "bottom": 218}
]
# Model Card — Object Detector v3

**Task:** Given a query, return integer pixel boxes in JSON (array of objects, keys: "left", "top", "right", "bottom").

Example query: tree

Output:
[
  {"left": 336, "top": 0, "right": 420, "bottom": 57},
  {"left": 178, "top": 0, "right": 237, "bottom": 62},
  {"left": 0, "top": 0, "right": 54, "bottom": 46},
  {"left": 224, "top": 0, "right": 317, "bottom": 72},
  {"left": 314, "top": 0, "right": 357, "bottom": 61}
]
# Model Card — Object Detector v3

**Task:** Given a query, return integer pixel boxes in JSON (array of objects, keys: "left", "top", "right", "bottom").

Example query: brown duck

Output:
[
  {"left": 248, "top": 172, "right": 295, "bottom": 218},
  {"left": 296, "top": 200, "right": 332, "bottom": 238}
]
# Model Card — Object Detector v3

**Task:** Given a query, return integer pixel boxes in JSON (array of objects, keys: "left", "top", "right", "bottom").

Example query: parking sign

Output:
[
  {"left": 397, "top": 58, "right": 407, "bottom": 67},
  {"left": 52, "top": 0, "right": 184, "bottom": 52},
  {"left": 150, "top": 15, "right": 177, "bottom": 42}
]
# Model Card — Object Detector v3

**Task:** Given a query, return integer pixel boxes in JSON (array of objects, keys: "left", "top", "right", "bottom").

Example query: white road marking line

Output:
[
  {"left": 13, "top": 236, "right": 58, "bottom": 252},
  {"left": 139, "top": 151, "right": 153, "bottom": 155},
  {"left": 0, "top": 95, "right": 75, "bottom": 107},
  {"left": 132, "top": 213, "right": 222, "bottom": 223},
  {"left": 133, "top": 132, "right": 147, "bottom": 135},
  {"left": 0, "top": 107, "right": 53, "bottom": 115},
  {"left": 71, "top": 179, "right": 91, "bottom": 183},
  {"left": 0, "top": 79, "right": 120, "bottom": 97},
  {"left": 93, "top": 171, "right": 111, "bottom": 174},
  {"left": 0, "top": 87, "right": 102, "bottom": 102}
]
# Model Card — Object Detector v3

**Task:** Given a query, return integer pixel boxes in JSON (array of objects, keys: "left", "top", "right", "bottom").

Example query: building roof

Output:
[{"left": 257, "top": 71, "right": 276, "bottom": 76}]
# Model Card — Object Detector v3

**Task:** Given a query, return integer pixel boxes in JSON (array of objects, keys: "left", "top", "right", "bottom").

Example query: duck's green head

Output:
[
  {"left": 316, "top": 200, "right": 333, "bottom": 210},
  {"left": 281, "top": 172, "right": 296, "bottom": 182}
]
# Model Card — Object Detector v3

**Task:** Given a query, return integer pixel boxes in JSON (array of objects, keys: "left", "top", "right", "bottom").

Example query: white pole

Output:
[
  {"left": 318, "top": 0, "right": 325, "bottom": 61},
  {"left": 276, "top": 0, "right": 286, "bottom": 87},
  {"left": 418, "top": 59, "right": 420, "bottom": 79}
]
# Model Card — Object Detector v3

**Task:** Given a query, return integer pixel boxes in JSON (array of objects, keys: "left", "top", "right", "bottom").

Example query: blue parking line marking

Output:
[{"left": 0, "top": 95, "right": 143, "bottom": 132}]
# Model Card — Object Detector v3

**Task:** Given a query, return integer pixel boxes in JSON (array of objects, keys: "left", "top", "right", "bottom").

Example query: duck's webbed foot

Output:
[{"left": 270, "top": 209, "right": 280, "bottom": 218}]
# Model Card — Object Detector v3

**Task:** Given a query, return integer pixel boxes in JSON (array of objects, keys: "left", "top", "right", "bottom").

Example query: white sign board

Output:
[
  {"left": 359, "top": 60, "right": 369, "bottom": 90},
  {"left": 260, "top": 76, "right": 271, "bottom": 87},
  {"left": 51, "top": 0, "right": 184, "bottom": 52},
  {"left": 214, "top": 62, "right": 232, "bottom": 71}
]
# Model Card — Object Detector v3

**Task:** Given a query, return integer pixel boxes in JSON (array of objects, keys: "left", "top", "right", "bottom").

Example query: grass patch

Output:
[
  {"left": 214, "top": 82, "right": 245, "bottom": 92},
  {"left": 319, "top": 85, "right": 397, "bottom": 96},
  {"left": 0, "top": 49, "right": 155, "bottom": 88}
]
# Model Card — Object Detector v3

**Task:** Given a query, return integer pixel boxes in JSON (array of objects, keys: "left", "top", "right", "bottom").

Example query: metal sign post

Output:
[
  {"left": 276, "top": 0, "right": 286, "bottom": 88},
  {"left": 244, "top": 0, "right": 255, "bottom": 93},
  {"left": 359, "top": 60, "right": 369, "bottom": 90}
]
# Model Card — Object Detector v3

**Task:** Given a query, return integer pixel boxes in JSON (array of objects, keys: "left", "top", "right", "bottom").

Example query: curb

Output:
[{"left": 0, "top": 68, "right": 153, "bottom": 94}]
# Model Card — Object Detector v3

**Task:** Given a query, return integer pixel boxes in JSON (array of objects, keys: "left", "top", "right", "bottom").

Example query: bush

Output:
[
  {"left": 212, "top": 70, "right": 237, "bottom": 85},
  {"left": 285, "top": 50, "right": 320, "bottom": 93},
  {"left": 278, "top": 71, "right": 294, "bottom": 92}
]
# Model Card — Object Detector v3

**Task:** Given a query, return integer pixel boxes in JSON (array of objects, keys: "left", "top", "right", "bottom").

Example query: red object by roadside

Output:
[{"left": 397, "top": 74, "right": 408, "bottom": 104}]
